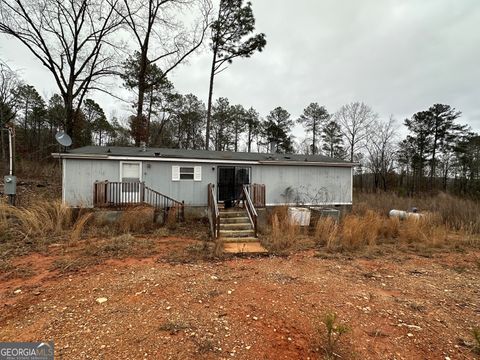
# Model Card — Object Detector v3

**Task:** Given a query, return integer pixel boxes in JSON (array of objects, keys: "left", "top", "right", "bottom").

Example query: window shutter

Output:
[
  {"left": 194, "top": 166, "right": 202, "bottom": 181},
  {"left": 172, "top": 166, "right": 180, "bottom": 181}
]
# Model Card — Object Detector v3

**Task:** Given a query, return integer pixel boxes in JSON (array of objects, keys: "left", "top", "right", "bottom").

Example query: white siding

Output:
[
  {"left": 252, "top": 165, "right": 352, "bottom": 205},
  {"left": 63, "top": 158, "right": 352, "bottom": 207},
  {"left": 63, "top": 159, "right": 118, "bottom": 207}
]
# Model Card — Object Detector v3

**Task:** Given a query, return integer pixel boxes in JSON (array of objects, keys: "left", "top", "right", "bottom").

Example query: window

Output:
[
  {"left": 172, "top": 165, "right": 202, "bottom": 181},
  {"left": 180, "top": 166, "right": 194, "bottom": 180}
]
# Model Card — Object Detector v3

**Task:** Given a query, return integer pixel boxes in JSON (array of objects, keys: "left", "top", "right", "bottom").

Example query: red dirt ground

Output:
[{"left": 1, "top": 238, "right": 479, "bottom": 359}]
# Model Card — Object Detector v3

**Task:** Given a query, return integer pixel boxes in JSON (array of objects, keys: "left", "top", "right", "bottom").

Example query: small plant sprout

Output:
[
  {"left": 322, "top": 311, "right": 350, "bottom": 358},
  {"left": 472, "top": 326, "right": 480, "bottom": 354}
]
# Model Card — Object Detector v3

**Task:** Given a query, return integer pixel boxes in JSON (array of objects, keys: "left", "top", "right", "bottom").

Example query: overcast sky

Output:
[{"left": 1, "top": 0, "right": 479, "bottom": 136}]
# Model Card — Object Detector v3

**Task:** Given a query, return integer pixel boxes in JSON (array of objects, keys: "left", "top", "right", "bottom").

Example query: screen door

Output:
[{"left": 121, "top": 162, "right": 141, "bottom": 203}]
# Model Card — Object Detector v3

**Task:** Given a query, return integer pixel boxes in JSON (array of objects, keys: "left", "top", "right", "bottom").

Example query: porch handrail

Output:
[
  {"left": 242, "top": 184, "right": 258, "bottom": 237},
  {"left": 93, "top": 181, "right": 184, "bottom": 221},
  {"left": 207, "top": 183, "right": 220, "bottom": 239},
  {"left": 144, "top": 185, "right": 185, "bottom": 221}
]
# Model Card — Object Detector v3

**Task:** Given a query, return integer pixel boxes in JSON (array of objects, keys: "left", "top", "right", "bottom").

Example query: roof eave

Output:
[{"left": 52, "top": 152, "right": 356, "bottom": 166}]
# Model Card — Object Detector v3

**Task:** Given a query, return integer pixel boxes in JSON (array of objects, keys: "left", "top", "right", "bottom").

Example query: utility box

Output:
[
  {"left": 288, "top": 207, "right": 311, "bottom": 226},
  {"left": 310, "top": 207, "right": 341, "bottom": 224},
  {"left": 4, "top": 175, "right": 16, "bottom": 195}
]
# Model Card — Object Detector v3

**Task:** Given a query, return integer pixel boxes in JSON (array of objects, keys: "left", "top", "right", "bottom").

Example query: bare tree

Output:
[
  {"left": 334, "top": 101, "right": 378, "bottom": 162},
  {"left": 0, "top": 0, "right": 123, "bottom": 144},
  {"left": 365, "top": 115, "right": 398, "bottom": 190},
  {"left": 0, "top": 60, "right": 19, "bottom": 160},
  {"left": 0, "top": 60, "right": 19, "bottom": 126},
  {"left": 120, "top": 0, "right": 212, "bottom": 145}
]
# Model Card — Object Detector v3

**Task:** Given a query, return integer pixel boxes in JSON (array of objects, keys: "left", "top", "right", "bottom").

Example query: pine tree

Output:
[
  {"left": 205, "top": 0, "right": 266, "bottom": 149},
  {"left": 261, "top": 107, "right": 294, "bottom": 153},
  {"left": 322, "top": 120, "right": 346, "bottom": 159},
  {"left": 298, "top": 103, "right": 329, "bottom": 154}
]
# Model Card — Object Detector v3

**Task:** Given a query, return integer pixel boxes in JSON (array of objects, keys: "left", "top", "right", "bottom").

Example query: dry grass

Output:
[
  {"left": 119, "top": 206, "right": 155, "bottom": 233},
  {"left": 263, "top": 206, "right": 311, "bottom": 253},
  {"left": 355, "top": 192, "right": 480, "bottom": 234},
  {"left": 71, "top": 212, "right": 94, "bottom": 242},
  {"left": 314, "top": 217, "right": 338, "bottom": 247},
  {"left": 314, "top": 208, "right": 468, "bottom": 252},
  {"left": 0, "top": 200, "right": 73, "bottom": 257},
  {"left": 165, "top": 207, "right": 178, "bottom": 230},
  {"left": 83, "top": 233, "right": 155, "bottom": 259}
]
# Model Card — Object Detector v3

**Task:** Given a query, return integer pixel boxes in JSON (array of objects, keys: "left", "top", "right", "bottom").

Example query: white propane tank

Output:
[
  {"left": 389, "top": 209, "right": 424, "bottom": 220},
  {"left": 389, "top": 209, "right": 407, "bottom": 220}
]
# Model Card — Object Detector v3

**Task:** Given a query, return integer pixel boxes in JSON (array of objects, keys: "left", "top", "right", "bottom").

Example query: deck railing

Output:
[
  {"left": 207, "top": 183, "right": 220, "bottom": 239},
  {"left": 242, "top": 185, "right": 258, "bottom": 237},
  {"left": 93, "top": 181, "right": 184, "bottom": 222}
]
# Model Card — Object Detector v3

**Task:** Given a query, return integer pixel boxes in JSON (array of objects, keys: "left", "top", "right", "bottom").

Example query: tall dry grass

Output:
[
  {"left": 264, "top": 206, "right": 305, "bottom": 252},
  {"left": 354, "top": 192, "right": 480, "bottom": 234},
  {"left": 0, "top": 200, "right": 74, "bottom": 256},
  {"left": 314, "top": 209, "right": 460, "bottom": 251},
  {"left": 314, "top": 217, "right": 338, "bottom": 247},
  {"left": 0, "top": 200, "right": 72, "bottom": 240}
]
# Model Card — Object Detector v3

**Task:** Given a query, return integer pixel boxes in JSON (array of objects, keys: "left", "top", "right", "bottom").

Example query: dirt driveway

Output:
[{"left": 1, "top": 238, "right": 479, "bottom": 359}]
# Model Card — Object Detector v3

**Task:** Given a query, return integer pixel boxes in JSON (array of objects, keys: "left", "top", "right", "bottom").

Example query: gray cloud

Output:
[{"left": 1, "top": 0, "right": 479, "bottom": 134}]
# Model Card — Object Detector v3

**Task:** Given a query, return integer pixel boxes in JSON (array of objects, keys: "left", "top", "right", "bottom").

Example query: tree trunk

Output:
[
  {"left": 430, "top": 121, "right": 439, "bottom": 187},
  {"left": 205, "top": 49, "right": 217, "bottom": 150},
  {"left": 312, "top": 120, "right": 316, "bottom": 155},
  {"left": 234, "top": 123, "right": 238, "bottom": 152},
  {"left": 135, "top": 48, "right": 148, "bottom": 146},
  {"left": 146, "top": 89, "right": 154, "bottom": 146},
  {"left": 350, "top": 135, "right": 355, "bottom": 162}
]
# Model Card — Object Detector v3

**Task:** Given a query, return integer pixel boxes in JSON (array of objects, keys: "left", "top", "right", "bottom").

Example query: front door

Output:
[
  {"left": 120, "top": 161, "right": 142, "bottom": 203},
  {"left": 217, "top": 166, "right": 251, "bottom": 202}
]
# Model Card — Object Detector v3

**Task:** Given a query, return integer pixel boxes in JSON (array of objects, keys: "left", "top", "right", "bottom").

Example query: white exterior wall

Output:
[
  {"left": 63, "top": 159, "right": 119, "bottom": 206},
  {"left": 251, "top": 165, "right": 352, "bottom": 205},
  {"left": 63, "top": 158, "right": 352, "bottom": 207}
]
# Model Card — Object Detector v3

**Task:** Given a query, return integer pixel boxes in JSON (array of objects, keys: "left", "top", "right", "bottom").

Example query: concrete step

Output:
[
  {"left": 220, "top": 237, "right": 259, "bottom": 243},
  {"left": 219, "top": 222, "right": 252, "bottom": 230},
  {"left": 223, "top": 242, "right": 268, "bottom": 254},
  {"left": 219, "top": 229, "right": 255, "bottom": 238},
  {"left": 221, "top": 216, "right": 250, "bottom": 224}
]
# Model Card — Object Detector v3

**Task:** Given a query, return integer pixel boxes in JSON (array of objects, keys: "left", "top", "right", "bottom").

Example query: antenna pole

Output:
[{"left": 6, "top": 124, "right": 15, "bottom": 205}]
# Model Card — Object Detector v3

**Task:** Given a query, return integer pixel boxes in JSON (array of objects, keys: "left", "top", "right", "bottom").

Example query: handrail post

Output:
[{"left": 181, "top": 201, "right": 185, "bottom": 221}]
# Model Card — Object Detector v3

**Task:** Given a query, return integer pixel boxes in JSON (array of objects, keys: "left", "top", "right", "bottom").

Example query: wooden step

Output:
[
  {"left": 220, "top": 237, "right": 259, "bottom": 243},
  {"left": 223, "top": 242, "right": 268, "bottom": 253},
  {"left": 221, "top": 216, "right": 250, "bottom": 224},
  {"left": 219, "top": 211, "right": 247, "bottom": 218},
  {"left": 220, "top": 223, "right": 252, "bottom": 230},
  {"left": 219, "top": 229, "right": 255, "bottom": 238}
]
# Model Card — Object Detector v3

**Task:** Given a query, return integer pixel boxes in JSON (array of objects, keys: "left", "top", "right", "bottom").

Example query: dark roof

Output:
[{"left": 64, "top": 146, "right": 353, "bottom": 165}]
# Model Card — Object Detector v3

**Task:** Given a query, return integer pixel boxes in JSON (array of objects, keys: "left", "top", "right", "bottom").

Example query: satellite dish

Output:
[{"left": 55, "top": 131, "right": 72, "bottom": 147}]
